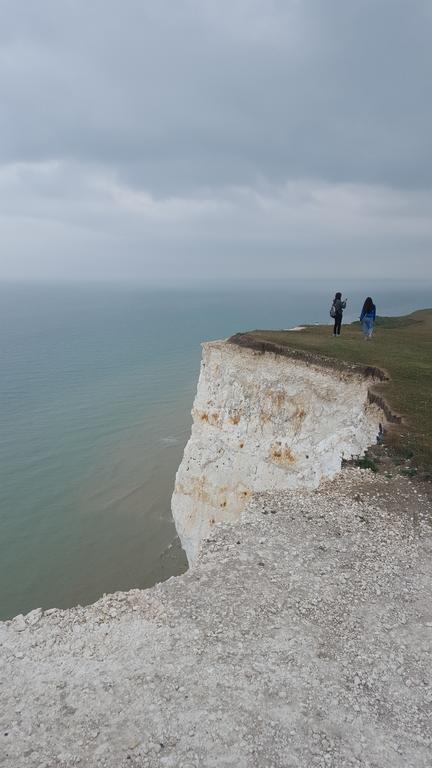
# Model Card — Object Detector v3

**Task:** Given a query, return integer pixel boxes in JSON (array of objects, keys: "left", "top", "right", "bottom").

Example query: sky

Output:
[{"left": 1, "top": 0, "right": 431, "bottom": 283}]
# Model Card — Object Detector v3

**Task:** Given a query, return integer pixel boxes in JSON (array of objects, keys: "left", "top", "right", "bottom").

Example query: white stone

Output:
[
  {"left": 13, "top": 614, "right": 27, "bottom": 632},
  {"left": 172, "top": 340, "right": 384, "bottom": 564},
  {"left": 26, "top": 608, "right": 43, "bottom": 625}
]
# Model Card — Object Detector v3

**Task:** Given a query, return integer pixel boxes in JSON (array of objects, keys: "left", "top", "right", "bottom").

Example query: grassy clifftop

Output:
[{"left": 230, "top": 309, "right": 432, "bottom": 478}]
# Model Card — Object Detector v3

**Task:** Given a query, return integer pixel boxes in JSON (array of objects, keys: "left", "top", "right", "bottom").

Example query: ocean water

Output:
[{"left": 0, "top": 280, "right": 430, "bottom": 620}]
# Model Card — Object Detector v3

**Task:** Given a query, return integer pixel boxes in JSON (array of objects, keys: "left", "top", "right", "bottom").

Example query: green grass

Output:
[
  {"left": 355, "top": 454, "right": 379, "bottom": 473},
  {"left": 234, "top": 309, "right": 432, "bottom": 476}
]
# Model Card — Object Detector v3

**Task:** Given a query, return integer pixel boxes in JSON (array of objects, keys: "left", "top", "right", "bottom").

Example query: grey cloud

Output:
[
  {"left": 0, "top": 0, "right": 431, "bottom": 281},
  {"left": 1, "top": 0, "right": 431, "bottom": 191}
]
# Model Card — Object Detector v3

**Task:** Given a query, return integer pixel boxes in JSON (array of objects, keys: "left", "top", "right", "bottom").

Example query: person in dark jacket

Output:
[
  {"left": 360, "top": 297, "right": 376, "bottom": 340},
  {"left": 332, "top": 292, "right": 347, "bottom": 336}
]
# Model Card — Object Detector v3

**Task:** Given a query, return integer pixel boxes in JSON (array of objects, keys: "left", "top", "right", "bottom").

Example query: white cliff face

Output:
[{"left": 172, "top": 340, "right": 384, "bottom": 564}]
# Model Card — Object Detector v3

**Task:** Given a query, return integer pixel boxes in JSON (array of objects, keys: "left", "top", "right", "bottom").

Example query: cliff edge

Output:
[{"left": 172, "top": 339, "right": 384, "bottom": 564}]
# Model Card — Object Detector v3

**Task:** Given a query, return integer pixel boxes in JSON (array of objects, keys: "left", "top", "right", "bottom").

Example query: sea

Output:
[{"left": 0, "top": 279, "right": 430, "bottom": 620}]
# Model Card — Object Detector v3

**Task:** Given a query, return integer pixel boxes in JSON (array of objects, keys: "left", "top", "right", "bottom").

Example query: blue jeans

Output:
[{"left": 362, "top": 317, "right": 374, "bottom": 337}]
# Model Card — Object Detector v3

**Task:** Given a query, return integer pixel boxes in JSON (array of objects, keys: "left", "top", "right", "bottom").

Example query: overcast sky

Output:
[{"left": 1, "top": 0, "right": 431, "bottom": 282}]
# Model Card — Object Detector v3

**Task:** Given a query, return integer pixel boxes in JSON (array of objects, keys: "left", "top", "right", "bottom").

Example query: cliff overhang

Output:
[
  {"left": 229, "top": 332, "right": 402, "bottom": 427},
  {"left": 172, "top": 338, "right": 389, "bottom": 565}
]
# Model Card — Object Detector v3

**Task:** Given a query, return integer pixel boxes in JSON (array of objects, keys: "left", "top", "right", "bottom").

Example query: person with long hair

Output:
[
  {"left": 360, "top": 296, "right": 376, "bottom": 340},
  {"left": 331, "top": 292, "right": 347, "bottom": 336}
]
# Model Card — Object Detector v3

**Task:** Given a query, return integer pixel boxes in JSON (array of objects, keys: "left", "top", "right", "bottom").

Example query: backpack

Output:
[{"left": 330, "top": 303, "right": 336, "bottom": 318}]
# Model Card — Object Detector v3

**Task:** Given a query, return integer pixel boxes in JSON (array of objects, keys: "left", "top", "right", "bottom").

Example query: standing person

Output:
[
  {"left": 331, "top": 292, "right": 347, "bottom": 336},
  {"left": 360, "top": 297, "right": 376, "bottom": 340}
]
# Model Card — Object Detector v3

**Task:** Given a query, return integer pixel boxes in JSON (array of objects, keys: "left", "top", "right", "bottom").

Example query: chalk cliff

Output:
[
  {"left": 3, "top": 338, "right": 431, "bottom": 768},
  {"left": 171, "top": 339, "right": 384, "bottom": 564}
]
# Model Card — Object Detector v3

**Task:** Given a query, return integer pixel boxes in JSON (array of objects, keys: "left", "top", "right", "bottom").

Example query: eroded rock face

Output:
[{"left": 171, "top": 340, "right": 383, "bottom": 564}]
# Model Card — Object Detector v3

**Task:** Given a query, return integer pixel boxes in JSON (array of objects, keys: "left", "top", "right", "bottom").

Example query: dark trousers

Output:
[{"left": 333, "top": 313, "right": 342, "bottom": 335}]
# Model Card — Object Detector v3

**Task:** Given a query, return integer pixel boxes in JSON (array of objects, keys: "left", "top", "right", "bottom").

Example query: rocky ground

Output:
[{"left": 1, "top": 469, "right": 431, "bottom": 768}]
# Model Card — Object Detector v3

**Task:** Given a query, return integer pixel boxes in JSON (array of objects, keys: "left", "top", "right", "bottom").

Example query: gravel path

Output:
[{"left": 1, "top": 469, "right": 431, "bottom": 768}]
